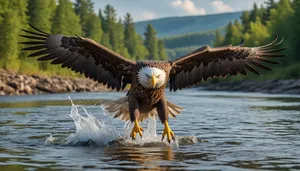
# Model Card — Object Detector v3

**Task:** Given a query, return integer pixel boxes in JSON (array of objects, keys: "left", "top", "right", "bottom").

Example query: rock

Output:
[
  {"left": 28, "top": 77, "right": 37, "bottom": 86},
  {"left": 19, "top": 82, "right": 25, "bottom": 91},
  {"left": 15, "top": 75, "right": 24, "bottom": 82},
  {"left": 24, "top": 85, "right": 33, "bottom": 94},
  {"left": 36, "top": 83, "right": 54, "bottom": 93},
  {"left": 2, "top": 84, "right": 15, "bottom": 95},
  {"left": 7, "top": 81, "right": 18, "bottom": 89},
  {"left": 52, "top": 84, "right": 67, "bottom": 93},
  {"left": 0, "top": 91, "right": 5, "bottom": 96}
]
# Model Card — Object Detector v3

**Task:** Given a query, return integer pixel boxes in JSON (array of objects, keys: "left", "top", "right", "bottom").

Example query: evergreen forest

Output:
[
  {"left": 0, "top": 0, "right": 167, "bottom": 76},
  {"left": 213, "top": 0, "right": 300, "bottom": 80},
  {"left": 0, "top": 0, "right": 298, "bottom": 80}
]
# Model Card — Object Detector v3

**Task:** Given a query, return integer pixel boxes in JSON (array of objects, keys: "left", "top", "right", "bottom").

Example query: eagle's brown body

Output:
[
  {"left": 20, "top": 24, "right": 286, "bottom": 142},
  {"left": 129, "top": 61, "right": 171, "bottom": 114}
]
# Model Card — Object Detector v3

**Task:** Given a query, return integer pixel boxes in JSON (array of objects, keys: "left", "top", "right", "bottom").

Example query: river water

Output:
[{"left": 0, "top": 89, "right": 300, "bottom": 171}]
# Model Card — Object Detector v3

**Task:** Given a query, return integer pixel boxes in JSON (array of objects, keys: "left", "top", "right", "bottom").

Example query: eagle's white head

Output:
[{"left": 137, "top": 67, "right": 166, "bottom": 89}]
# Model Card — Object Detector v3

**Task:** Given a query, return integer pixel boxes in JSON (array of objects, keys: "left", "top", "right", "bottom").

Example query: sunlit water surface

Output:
[{"left": 0, "top": 89, "right": 300, "bottom": 171}]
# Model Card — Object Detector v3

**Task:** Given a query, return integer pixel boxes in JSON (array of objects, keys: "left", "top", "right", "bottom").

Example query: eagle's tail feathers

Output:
[
  {"left": 102, "top": 97, "right": 184, "bottom": 122},
  {"left": 167, "top": 100, "right": 184, "bottom": 118}
]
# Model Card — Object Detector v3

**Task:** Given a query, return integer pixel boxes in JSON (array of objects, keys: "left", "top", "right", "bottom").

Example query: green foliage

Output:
[
  {"left": 114, "top": 19, "right": 130, "bottom": 57},
  {"left": 213, "top": 30, "right": 224, "bottom": 47},
  {"left": 100, "top": 33, "right": 112, "bottom": 49},
  {"left": 86, "top": 13, "right": 103, "bottom": 42},
  {"left": 0, "top": 0, "right": 29, "bottom": 71},
  {"left": 0, "top": 1, "right": 167, "bottom": 75},
  {"left": 135, "top": 34, "right": 149, "bottom": 60},
  {"left": 27, "top": 0, "right": 56, "bottom": 71},
  {"left": 213, "top": 0, "right": 300, "bottom": 80},
  {"left": 144, "top": 24, "right": 159, "bottom": 60},
  {"left": 124, "top": 13, "right": 137, "bottom": 58},
  {"left": 74, "top": 0, "right": 94, "bottom": 36},
  {"left": 241, "top": 11, "right": 250, "bottom": 32},
  {"left": 158, "top": 40, "right": 167, "bottom": 60},
  {"left": 52, "top": 0, "right": 82, "bottom": 35},
  {"left": 102, "top": 5, "right": 117, "bottom": 49}
]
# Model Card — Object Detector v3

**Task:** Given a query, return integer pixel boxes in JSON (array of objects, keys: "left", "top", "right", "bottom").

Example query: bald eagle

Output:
[{"left": 21, "top": 24, "right": 285, "bottom": 143}]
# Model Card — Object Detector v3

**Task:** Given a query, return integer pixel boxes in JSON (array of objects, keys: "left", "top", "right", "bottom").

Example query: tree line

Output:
[
  {"left": 0, "top": 0, "right": 167, "bottom": 75},
  {"left": 163, "top": 30, "right": 216, "bottom": 49},
  {"left": 214, "top": 0, "right": 295, "bottom": 65},
  {"left": 213, "top": 0, "right": 300, "bottom": 79}
]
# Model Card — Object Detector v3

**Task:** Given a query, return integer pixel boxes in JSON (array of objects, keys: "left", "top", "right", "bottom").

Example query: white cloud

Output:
[
  {"left": 170, "top": 0, "right": 206, "bottom": 15},
  {"left": 211, "top": 0, "right": 234, "bottom": 13},
  {"left": 142, "top": 11, "right": 157, "bottom": 20}
]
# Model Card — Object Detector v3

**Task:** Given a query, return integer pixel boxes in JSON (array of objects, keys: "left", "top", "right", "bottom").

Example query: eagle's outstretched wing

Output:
[
  {"left": 169, "top": 35, "right": 286, "bottom": 92},
  {"left": 20, "top": 24, "right": 136, "bottom": 91}
]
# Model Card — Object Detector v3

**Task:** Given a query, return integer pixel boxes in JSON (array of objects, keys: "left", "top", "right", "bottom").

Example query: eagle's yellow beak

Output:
[{"left": 151, "top": 74, "right": 158, "bottom": 87}]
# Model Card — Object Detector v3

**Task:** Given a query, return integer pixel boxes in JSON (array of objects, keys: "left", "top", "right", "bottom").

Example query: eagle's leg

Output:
[
  {"left": 130, "top": 119, "right": 144, "bottom": 140},
  {"left": 162, "top": 120, "right": 175, "bottom": 143},
  {"left": 156, "top": 98, "right": 175, "bottom": 143},
  {"left": 129, "top": 96, "right": 143, "bottom": 140}
]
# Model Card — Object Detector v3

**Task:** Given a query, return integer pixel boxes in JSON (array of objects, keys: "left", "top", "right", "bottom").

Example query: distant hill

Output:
[
  {"left": 162, "top": 30, "right": 218, "bottom": 49},
  {"left": 135, "top": 12, "right": 242, "bottom": 38}
]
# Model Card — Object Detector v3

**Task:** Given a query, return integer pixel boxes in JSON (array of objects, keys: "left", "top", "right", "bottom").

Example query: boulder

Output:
[
  {"left": 24, "top": 85, "right": 33, "bottom": 94},
  {"left": 36, "top": 83, "right": 54, "bottom": 93},
  {"left": 3, "top": 84, "right": 15, "bottom": 95}
]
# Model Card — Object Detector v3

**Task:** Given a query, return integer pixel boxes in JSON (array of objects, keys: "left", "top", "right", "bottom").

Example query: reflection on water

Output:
[{"left": 0, "top": 90, "right": 300, "bottom": 170}]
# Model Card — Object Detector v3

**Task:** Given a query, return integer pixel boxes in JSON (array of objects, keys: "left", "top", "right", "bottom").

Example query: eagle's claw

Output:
[
  {"left": 161, "top": 121, "right": 175, "bottom": 143},
  {"left": 130, "top": 120, "right": 143, "bottom": 140}
]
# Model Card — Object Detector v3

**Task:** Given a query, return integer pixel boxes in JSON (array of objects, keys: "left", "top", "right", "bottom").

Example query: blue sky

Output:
[{"left": 91, "top": 0, "right": 273, "bottom": 21}]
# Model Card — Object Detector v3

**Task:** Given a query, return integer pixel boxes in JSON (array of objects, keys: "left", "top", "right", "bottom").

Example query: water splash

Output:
[
  {"left": 64, "top": 97, "right": 120, "bottom": 146},
  {"left": 46, "top": 97, "right": 199, "bottom": 147}
]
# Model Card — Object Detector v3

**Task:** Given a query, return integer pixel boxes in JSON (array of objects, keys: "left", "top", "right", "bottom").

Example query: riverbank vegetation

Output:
[{"left": 0, "top": 0, "right": 167, "bottom": 76}]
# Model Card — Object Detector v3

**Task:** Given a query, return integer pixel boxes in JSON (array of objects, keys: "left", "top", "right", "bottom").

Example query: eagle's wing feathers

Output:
[
  {"left": 169, "top": 35, "right": 286, "bottom": 92},
  {"left": 20, "top": 24, "right": 136, "bottom": 91}
]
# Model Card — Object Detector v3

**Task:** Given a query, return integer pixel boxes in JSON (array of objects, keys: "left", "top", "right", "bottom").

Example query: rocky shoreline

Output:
[
  {"left": 0, "top": 69, "right": 109, "bottom": 96},
  {"left": 1, "top": 69, "right": 300, "bottom": 96},
  {"left": 200, "top": 79, "right": 300, "bottom": 94}
]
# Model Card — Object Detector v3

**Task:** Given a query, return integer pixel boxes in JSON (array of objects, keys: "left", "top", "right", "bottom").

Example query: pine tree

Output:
[
  {"left": 102, "top": 5, "right": 117, "bottom": 50},
  {"left": 27, "top": 0, "right": 56, "bottom": 70},
  {"left": 267, "top": 0, "right": 293, "bottom": 33},
  {"left": 232, "top": 20, "right": 244, "bottom": 44},
  {"left": 144, "top": 24, "right": 159, "bottom": 60},
  {"left": 74, "top": 0, "right": 94, "bottom": 36},
  {"left": 264, "top": 0, "right": 277, "bottom": 22},
  {"left": 98, "top": 9, "right": 105, "bottom": 30},
  {"left": 158, "top": 40, "right": 167, "bottom": 60},
  {"left": 124, "top": 13, "right": 137, "bottom": 59},
  {"left": 52, "top": 0, "right": 82, "bottom": 36},
  {"left": 214, "top": 30, "right": 224, "bottom": 47},
  {"left": 241, "top": 11, "right": 250, "bottom": 32},
  {"left": 115, "top": 19, "right": 130, "bottom": 57},
  {"left": 223, "top": 22, "right": 234, "bottom": 45},
  {"left": 0, "top": 0, "right": 28, "bottom": 70},
  {"left": 259, "top": 4, "right": 267, "bottom": 24},
  {"left": 27, "top": 0, "right": 56, "bottom": 32},
  {"left": 51, "top": 0, "right": 82, "bottom": 75},
  {"left": 135, "top": 34, "right": 149, "bottom": 60},
  {"left": 100, "top": 33, "right": 112, "bottom": 49},
  {"left": 247, "top": 17, "right": 270, "bottom": 47},
  {"left": 86, "top": 13, "right": 103, "bottom": 42},
  {"left": 250, "top": 3, "right": 259, "bottom": 22}
]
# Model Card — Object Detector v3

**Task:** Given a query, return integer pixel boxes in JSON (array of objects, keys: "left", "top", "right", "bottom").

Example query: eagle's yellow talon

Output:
[
  {"left": 130, "top": 120, "right": 143, "bottom": 140},
  {"left": 162, "top": 121, "right": 175, "bottom": 143}
]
